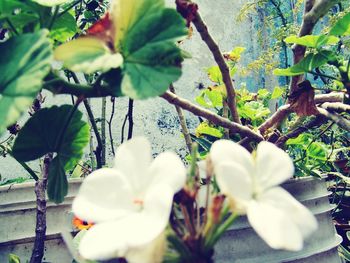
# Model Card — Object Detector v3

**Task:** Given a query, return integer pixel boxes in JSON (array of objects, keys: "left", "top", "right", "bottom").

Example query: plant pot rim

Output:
[{"left": 0, "top": 178, "right": 83, "bottom": 193}]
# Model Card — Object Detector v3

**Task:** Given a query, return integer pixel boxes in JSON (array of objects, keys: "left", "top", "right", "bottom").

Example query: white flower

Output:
[
  {"left": 210, "top": 140, "right": 318, "bottom": 251},
  {"left": 72, "top": 137, "right": 186, "bottom": 262}
]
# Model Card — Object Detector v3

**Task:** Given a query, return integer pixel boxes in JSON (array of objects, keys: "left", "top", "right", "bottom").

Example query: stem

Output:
[
  {"left": 5, "top": 18, "right": 19, "bottom": 35},
  {"left": 101, "top": 97, "right": 107, "bottom": 165},
  {"left": 30, "top": 153, "right": 53, "bottom": 263},
  {"left": 83, "top": 100, "right": 103, "bottom": 169},
  {"left": 191, "top": 9, "right": 241, "bottom": 124},
  {"left": 127, "top": 99, "right": 134, "bottom": 140},
  {"left": 169, "top": 85, "right": 193, "bottom": 152},
  {"left": 108, "top": 97, "right": 116, "bottom": 156}
]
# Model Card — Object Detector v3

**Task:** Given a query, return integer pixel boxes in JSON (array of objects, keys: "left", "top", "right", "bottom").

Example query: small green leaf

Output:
[
  {"left": 330, "top": 12, "right": 350, "bottom": 36},
  {"left": 8, "top": 254, "right": 20, "bottom": 263},
  {"left": 207, "top": 66, "right": 223, "bottom": 84},
  {"left": 285, "top": 34, "right": 339, "bottom": 49},
  {"left": 273, "top": 51, "right": 335, "bottom": 76},
  {"left": 12, "top": 105, "right": 90, "bottom": 203},
  {"left": 0, "top": 30, "right": 52, "bottom": 136},
  {"left": 286, "top": 134, "right": 312, "bottom": 146},
  {"left": 271, "top": 86, "right": 285, "bottom": 99},
  {"left": 196, "top": 122, "right": 223, "bottom": 138},
  {"left": 307, "top": 142, "right": 328, "bottom": 161}
]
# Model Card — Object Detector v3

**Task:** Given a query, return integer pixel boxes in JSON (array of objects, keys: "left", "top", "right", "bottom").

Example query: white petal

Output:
[
  {"left": 215, "top": 162, "right": 253, "bottom": 213},
  {"left": 247, "top": 200, "right": 303, "bottom": 251},
  {"left": 114, "top": 137, "right": 152, "bottom": 193},
  {"left": 148, "top": 152, "right": 186, "bottom": 193},
  {"left": 125, "top": 231, "right": 166, "bottom": 263},
  {"left": 210, "top": 140, "right": 254, "bottom": 176},
  {"left": 197, "top": 160, "right": 207, "bottom": 179},
  {"left": 72, "top": 168, "right": 135, "bottom": 223},
  {"left": 79, "top": 192, "right": 171, "bottom": 262},
  {"left": 142, "top": 184, "right": 174, "bottom": 231},
  {"left": 260, "top": 187, "right": 318, "bottom": 239},
  {"left": 255, "top": 141, "right": 294, "bottom": 190}
]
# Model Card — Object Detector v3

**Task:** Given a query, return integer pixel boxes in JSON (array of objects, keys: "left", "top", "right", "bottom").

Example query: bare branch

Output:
[
  {"left": 169, "top": 85, "right": 193, "bottom": 153},
  {"left": 320, "top": 102, "right": 350, "bottom": 114},
  {"left": 317, "top": 107, "right": 350, "bottom": 131},
  {"left": 192, "top": 11, "right": 241, "bottom": 124},
  {"left": 314, "top": 92, "right": 345, "bottom": 104},
  {"left": 160, "top": 91, "right": 263, "bottom": 142}
]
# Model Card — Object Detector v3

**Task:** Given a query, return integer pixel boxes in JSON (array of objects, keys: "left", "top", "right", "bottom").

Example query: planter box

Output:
[
  {"left": 214, "top": 177, "right": 343, "bottom": 263},
  {"left": 0, "top": 179, "right": 82, "bottom": 262}
]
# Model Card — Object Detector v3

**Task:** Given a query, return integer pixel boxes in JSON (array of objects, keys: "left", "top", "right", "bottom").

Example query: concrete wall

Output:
[{"left": 0, "top": 0, "right": 273, "bottom": 181}]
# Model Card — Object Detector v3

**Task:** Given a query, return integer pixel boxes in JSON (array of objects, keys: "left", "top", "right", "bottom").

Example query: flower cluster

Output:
[{"left": 72, "top": 137, "right": 317, "bottom": 262}]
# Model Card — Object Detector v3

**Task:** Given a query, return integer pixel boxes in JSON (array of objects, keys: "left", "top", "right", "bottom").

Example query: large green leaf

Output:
[
  {"left": 273, "top": 51, "right": 335, "bottom": 76},
  {"left": 330, "top": 12, "right": 350, "bottom": 36},
  {"left": 119, "top": 4, "right": 187, "bottom": 99},
  {"left": 12, "top": 105, "right": 90, "bottom": 203},
  {"left": 284, "top": 34, "right": 339, "bottom": 49},
  {"left": 0, "top": 30, "right": 52, "bottom": 136}
]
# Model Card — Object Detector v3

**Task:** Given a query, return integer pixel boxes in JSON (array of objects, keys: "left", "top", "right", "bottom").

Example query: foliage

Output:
[{"left": 12, "top": 105, "right": 90, "bottom": 203}]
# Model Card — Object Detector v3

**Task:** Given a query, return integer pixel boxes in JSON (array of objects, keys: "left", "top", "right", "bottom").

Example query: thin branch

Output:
[
  {"left": 101, "top": 97, "right": 107, "bottom": 166},
  {"left": 169, "top": 85, "right": 193, "bottom": 153},
  {"left": 192, "top": 10, "right": 241, "bottom": 124},
  {"left": 314, "top": 92, "right": 345, "bottom": 104},
  {"left": 259, "top": 104, "right": 292, "bottom": 135},
  {"left": 160, "top": 91, "right": 263, "bottom": 142},
  {"left": 30, "top": 153, "right": 53, "bottom": 263},
  {"left": 275, "top": 115, "right": 327, "bottom": 148},
  {"left": 127, "top": 99, "right": 134, "bottom": 140},
  {"left": 317, "top": 107, "right": 350, "bottom": 131},
  {"left": 320, "top": 102, "right": 350, "bottom": 114},
  {"left": 108, "top": 97, "right": 116, "bottom": 156},
  {"left": 83, "top": 100, "right": 103, "bottom": 169}
]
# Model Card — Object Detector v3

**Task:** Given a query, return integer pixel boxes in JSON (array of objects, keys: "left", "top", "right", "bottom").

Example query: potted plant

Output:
[{"left": 1, "top": 0, "right": 350, "bottom": 262}]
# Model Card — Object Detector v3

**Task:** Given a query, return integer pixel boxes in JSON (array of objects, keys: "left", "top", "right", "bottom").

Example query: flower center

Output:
[{"left": 133, "top": 198, "right": 144, "bottom": 211}]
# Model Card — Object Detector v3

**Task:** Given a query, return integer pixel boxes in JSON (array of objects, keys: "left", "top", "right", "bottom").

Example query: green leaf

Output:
[
  {"left": 54, "top": 37, "right": 124, "bottom": 74},
  {"left": 257, "top": 88, "right": 270, "bottom": 99},
  {"left": 307, "top": 142, "right": 328, "bottom": 161},
  {"left": 273, "top": 51, "right": 335, "bottom": 76},
  {"left": 286, "top": 133, "right": 312, "bottom": 146},
  {"left": 0, "top": 30, "right": 52, "bottom": 136},
  {"left": 120, "top": 5, "right": 187, "bottom": 99},
  {"left": 31, "top": 0, "right": 70, "bottom": 6},
  {"left": 8, "top": 254, "right": 20, "bottom": 263},
  {"left": 271, "top": 86, "right": 285, "bottom": 99},
  {"left": 207, "top": 66, "right": 223, "bottom": 84},
  {"left": 284, "top": 34, "right": 339, "bottom": 49},
  {"left": 12, "top": 105, "right": 90, "bottom": 203},
  {"left": 330, "top": 12, "right": 350, "bottom": 36},
  {"left": 50, "top": 12, "right": 78, "bottom": 42},
  {"left": 195, "top": 86, "right": 224, "bottom": 108},
  {"left": 196, "top": 122, "right": 223, "bottom": 138}
]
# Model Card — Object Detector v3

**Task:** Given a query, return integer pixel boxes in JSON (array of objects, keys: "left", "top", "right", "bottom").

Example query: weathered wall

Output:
[{"left": 0, "top": 0, "right": 273, "bottom": 181}]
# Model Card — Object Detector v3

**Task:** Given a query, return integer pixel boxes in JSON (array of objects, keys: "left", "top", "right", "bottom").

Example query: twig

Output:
[
  {"left": 275, "top": 115, "right": 327, "bottom": 148},
  {"left": 317, "top": 107, "right": 350, "bottom": 131},
  {"left": 121, "top": 99, "right": 134, "bottom": 143},
  {"left": 101, "top": 97, "right": 106, "bottom": 166},
  {"left": 83, "top": 100, "right": 103, "bottom": 169},
  {"left": 160, "top": 91, "right": 263, "bottom": 142},
  {"left": 169, "top": 85, "right": 193, "bottom": 153},
  {"left": 30, "top": 153, "right": 53, "bottom": 263},
  {"left": 108, "top": 97, "right": 116, "bottom": 156},
  {"left": 127, "top": 99, "right": 134, "bottom": 140},
  {"left": 258, "top": 104, "right": 292, "bottom": 135},
  {"left": 192, "top": 10, "right": 241, "bottom": 124},
  {"left": 314, "top": 92, "right": 345, "bottom": 104},
  {"left": 320, "top": 102, "right": 350, "bottom": 114}
]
